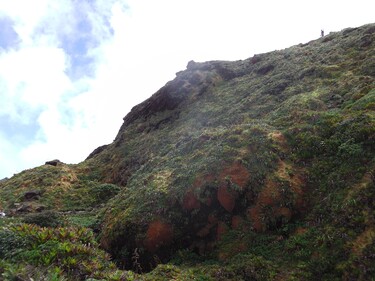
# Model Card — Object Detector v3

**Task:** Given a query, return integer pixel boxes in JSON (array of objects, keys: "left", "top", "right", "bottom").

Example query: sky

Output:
[{"left": 0, "top": 0, "right": 374, "bottom": 179}]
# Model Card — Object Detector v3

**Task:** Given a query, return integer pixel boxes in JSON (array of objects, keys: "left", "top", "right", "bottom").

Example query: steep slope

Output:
[
  {"left": 93, "top": 23, "right": 375, "bottom": 274},
  {"left": 1, "top": 23, "right": 374, "bottom": 280}
]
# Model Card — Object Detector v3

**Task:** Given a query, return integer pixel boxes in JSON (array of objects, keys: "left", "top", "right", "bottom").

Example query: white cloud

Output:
[
  {"left": 0, "top": 133, "right": 20, "bottom": 177},
  {"left": 0, "top": 46, "right": 70, "bottom": 107},
  {"left": 0, "top": 0, "right": 374, "bottom": 179}
]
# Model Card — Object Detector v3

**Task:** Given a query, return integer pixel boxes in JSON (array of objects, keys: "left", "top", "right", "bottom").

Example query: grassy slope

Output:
[{"left": 0, "top": 23, "right": 374, "bottom": 280}]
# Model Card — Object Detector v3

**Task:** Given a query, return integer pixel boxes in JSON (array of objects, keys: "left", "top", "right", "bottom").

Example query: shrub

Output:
[
  {"left": 22, "top": 210, "right": 63, "bottom": 227},
  {"left": 1, "top": 224, "right": 120, "bottom": 280},
  {"left": 92, "top": 183, "right": 121, "bottom": 203},
  {"left": 0, "top": 228, "right": 30, "bottom": 259}
]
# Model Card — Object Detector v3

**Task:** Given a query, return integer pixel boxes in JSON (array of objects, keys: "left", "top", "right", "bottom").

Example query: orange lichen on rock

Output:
[
  {"left": 219, "top": 162, "right": 250, "bottom": 189},
  {"left": 217, "top": 185, "right": 237, "bottom": 212},
  {"left": 143, "top": 220, "right": 173, "bottom": 253},
  {"left": 182, "top": 190, "right": 201, "bottom": 211}
]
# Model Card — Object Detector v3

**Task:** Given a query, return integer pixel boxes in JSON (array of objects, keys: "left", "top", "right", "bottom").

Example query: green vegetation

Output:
[
  {"left": 0, "top": 222, "right": 127, "bottom": 280},
  {"left": 0, "top": 23, "right": 374, "bottom": 280}
]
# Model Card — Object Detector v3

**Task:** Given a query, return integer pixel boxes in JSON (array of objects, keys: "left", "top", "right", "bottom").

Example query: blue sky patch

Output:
[
  {"left": 0, "top": 112, "right": 42, "bottom": 147},
  {"left": 60, "top": 15, "right": 96, "bottom": 79},
  {"left": 0, "top": 16, "right": 19, "bottom": 51}
]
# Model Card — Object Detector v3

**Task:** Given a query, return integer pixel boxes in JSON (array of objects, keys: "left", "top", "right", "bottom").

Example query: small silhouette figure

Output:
[{"left": 321, "top": 30, "right": 324, "bottom": 37}]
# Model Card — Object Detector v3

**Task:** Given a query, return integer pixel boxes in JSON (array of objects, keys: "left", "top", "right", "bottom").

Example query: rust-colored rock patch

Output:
[
  {"left": 182, "top": 174, "right": 216, "bottom": 211},
  {"left": 246, "top": 159, "right": 305, "bottom": 232},
  {"left": 257, "top": 179, "right": 280, "bottom": 206},
  {"left": 217, "top": 185, "right": 237, "bottom": 213},
  {"left": 216, "top": 162, "right": 250, "bottom": 212},
  {"left": 219, "top": 162, "right": 250, "bottom": 189},
  {"left": 182, "top": 191, "right": 201, "bottom": 211},
  {"left": 144, "top": 220, "right": 173, "bottom": 253},
  {"left": 192, "top": 174, "right": 215, "bottom": 188}
]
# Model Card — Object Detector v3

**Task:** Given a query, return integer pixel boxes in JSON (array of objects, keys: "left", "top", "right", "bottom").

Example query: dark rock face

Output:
[
  {"left": 0, "top": 177, "right": 8, "bottom": 183},
  {"left": 45, "top": 159, "right": 62, "bottom": 166},
  {"left": 15, "top": 202, "right": 46, "bottom": 213},
  {"left": 23, "top": 190, "right": 42, "bottom": 201},
  {"left": 86, "top": 144, "right": 109, "bottom": 160},
  {"left": 116, "top": 59, "right": 246, "bottom": 135}
]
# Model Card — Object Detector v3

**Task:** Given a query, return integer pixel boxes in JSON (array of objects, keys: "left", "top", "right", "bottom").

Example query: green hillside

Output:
[{"left": 1, "top": 23, "right": 374, "bottom": 280}]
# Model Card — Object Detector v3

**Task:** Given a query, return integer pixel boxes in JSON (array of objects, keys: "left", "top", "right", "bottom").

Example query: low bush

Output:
[
  {"left": 92, "top": 183, "right": 121, "bottom": 203},
  {"left": 22, "top": 210, "right": 63, "bottom": 227}
]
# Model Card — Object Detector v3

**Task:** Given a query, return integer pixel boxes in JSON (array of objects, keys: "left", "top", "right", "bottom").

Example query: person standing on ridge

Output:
[{"left": 321, "top": 29, "right": 325, "bottom": 37}]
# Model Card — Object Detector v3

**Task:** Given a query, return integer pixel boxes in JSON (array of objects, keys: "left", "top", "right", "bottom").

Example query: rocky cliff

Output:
[{"left": 1, "top": 23, "right": 374, "bottom": 280}]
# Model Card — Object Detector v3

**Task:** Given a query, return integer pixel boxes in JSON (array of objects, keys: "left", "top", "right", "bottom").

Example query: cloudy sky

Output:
[{"left": 0, "top": 0, "right": 374, "bottom": 179}]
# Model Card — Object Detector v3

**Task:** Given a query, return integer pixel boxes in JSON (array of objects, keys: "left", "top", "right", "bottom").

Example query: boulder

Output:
[
  {"left": 16, "top": 202, "right": 46, "bottom": 213},
  {"left": 45, "top": 159, "right": 62, "bottom": 166},
  {"left": 0, "top": 177, "right": 8, "bottom": 183},
  {"left": 23, "top": 190, "right": 42, "bottom": 201}
]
